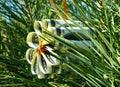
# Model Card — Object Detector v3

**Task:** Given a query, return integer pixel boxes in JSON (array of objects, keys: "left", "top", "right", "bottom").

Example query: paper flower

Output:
[
  {"left": 25, "top": 21, "right": 61, "bottom": 79},
  {"left": 26, "top": 19, "right": 93, "bottom": 79}
]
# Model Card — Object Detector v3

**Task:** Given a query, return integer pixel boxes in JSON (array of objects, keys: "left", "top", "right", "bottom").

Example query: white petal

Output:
[
  {"left": 25, "top": 48, "right": 35, "bottom": 64},
  {"left": 31, "top": 53, "right": 37, "bottom": 75},
  {"left": 50, "top": 55, "right": 61, "bottom": 65},
  {"left": 46, "top": 46, "right": 61, "bottom": 65},
  {"left": 34, "top": 21, "right": 42, "bottom": 36},
  {"left": 26, "top": 32, "right": 39, "bottom": 48},
  {"left": 42, "top": 19, "right": 48, "bottom": 30},
  {"left": 42, "top": 19, "right": 82, "bottom": 27},
  {"left": 37, "top": 54, "right": 46, "bottom": 74},
  {"left": 37, "top": 53, "right": 52, "bottom": 74},
  {"left": 42, "top": 53, "right": 54, "bottom": 65},
  {"left": 41, "top": 53, "right": 53, "bottom": 73},
  {"left": 36, "top": 54, "right": 45, "bottom": 79}
]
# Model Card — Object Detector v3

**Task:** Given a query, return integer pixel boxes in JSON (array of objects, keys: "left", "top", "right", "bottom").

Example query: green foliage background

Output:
[{"left": 0, "top": 0, "right": 120, "bottom": 87}]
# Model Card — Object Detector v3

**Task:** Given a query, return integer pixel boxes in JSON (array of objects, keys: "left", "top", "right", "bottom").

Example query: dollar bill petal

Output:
[
  {"left": 34, "top": 21, "right": 42, "bottom": 36},
  {"left": 25, "top": 48, "right": 35, "bottom": 64},
  {"left": 26, "top": 32, "right": 39, "bottom": 48}
]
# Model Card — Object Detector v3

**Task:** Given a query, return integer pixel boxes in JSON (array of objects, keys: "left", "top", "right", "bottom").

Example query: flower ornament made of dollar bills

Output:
[
  {"left": 26, "top": 19, "right": 94, "bottom": 79},
  {"left": 25, "top": 20, "right": 62, "bottom": 79}
]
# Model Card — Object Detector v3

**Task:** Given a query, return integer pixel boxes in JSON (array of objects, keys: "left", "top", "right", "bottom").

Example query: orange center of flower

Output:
[{"left": 36, "top": 39, "right": 48, "bottom": 54}]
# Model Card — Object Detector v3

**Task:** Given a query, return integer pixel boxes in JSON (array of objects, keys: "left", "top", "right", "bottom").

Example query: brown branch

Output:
[{"left": 62, "top": 0, "right": 68, "bottom": 20}]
